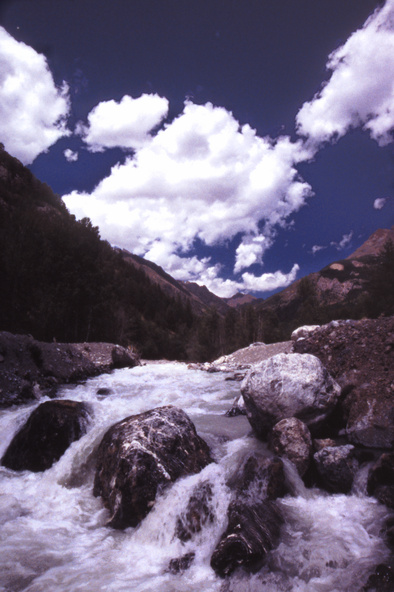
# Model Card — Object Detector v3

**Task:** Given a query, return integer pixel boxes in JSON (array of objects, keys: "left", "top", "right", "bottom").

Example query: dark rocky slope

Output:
[{"left": 0, "top": 331, "right": 139, "bottom": 407}]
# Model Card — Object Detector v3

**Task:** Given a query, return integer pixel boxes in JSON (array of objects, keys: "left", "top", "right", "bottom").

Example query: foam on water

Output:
[{"left": 0, "top": 363, "right": 392, "bottom": 592}]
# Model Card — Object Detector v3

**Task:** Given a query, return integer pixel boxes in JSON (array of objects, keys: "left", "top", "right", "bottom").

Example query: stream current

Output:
[{"left": 0, "top": 362, "right": 392, "bottom": 592}]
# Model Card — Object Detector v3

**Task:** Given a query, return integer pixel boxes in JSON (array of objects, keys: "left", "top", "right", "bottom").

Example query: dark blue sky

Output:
[{"left": 0, "top": 0, "right": 393, "bottom": 296}]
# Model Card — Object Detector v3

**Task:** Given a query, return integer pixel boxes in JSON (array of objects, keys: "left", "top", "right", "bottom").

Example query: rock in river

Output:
[
  {"left": 93, "top": 405, "right": 212, "bottom": 529},
  {"left": 1, "top": 399, "right": 91, "bottom": 472},
  {"left": 241, "top": 353, "right": 341, "bottom": 439},
  {"left": 269, "top": 417, "right": 312, "bottom": 477}
]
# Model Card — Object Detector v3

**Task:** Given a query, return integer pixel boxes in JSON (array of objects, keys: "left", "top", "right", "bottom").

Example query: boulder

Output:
[
  {"left": 228, "top": 453, "right": 290, "bottom": 501},
  {"left": 93, "top": 405, "right": 212, "bottom": 529},
  {"left": 345, "top": 389, "right": 394, "bottom": 449},
  {"left": 269, "top": 417, "right": 312, "bottom": 477},
  {"left": 1, "top": 400, "right": 91, "bottom": 472},
  {"left": 241, "top": 353, "right": 341, "bottom": 439},
  {"left": 291, "top": 325, "right": 320, "bottom": 341},
  {"left": 175, "top": 481, "right": 214, "bottom": 541},
  {"left": 313, "top": 445, "right": 358, "bottom": 493},
  {"left": 293, "top": 317, "right": 394, "bottom": 450},
  {"left": 210, "top": 499, "right": 283, "bottom": 578},
  {"left": 111, "top": 345, "right": 139, "bottom": 369},
  {"left": 210, "top": 454, "right": 287, "bottom": 577},
  {"left": 367, "top": 452, "right": 394, "bottom": 509}
]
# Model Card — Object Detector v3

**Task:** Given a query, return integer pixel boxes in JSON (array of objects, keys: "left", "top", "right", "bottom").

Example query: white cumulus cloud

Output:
[
  {"left": 0, "top": 27, "right": 70, "bottom": 164},
  {"left": 64, "top": 148, "right": 78, "bottom": 162},
  {"left": 373, "top": 197, "right": 388, "bottom": 209},
  {"left": 77, "top": 94, "right": 169, "bottom": 151},
  {"left": 64, "top": 100, "right": 311, "bottom": 296},
  {"left": 296, "top": 0, "right": 394, "bottom": 147},
  {"left": 195, "top": 262, "right": 300, "bottom": 298},
  {"left": 234, "top": 234, "right": 273, "bottom": 274}
]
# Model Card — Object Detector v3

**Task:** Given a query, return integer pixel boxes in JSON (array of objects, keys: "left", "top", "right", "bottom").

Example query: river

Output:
[{"left": 0, "top": 362, "right": 392, "bottom": 592}]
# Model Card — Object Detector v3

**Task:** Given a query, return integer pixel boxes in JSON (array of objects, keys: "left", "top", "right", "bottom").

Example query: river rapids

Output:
[{"left": 0, "top": 362, "right": 392, "bottom": 592}]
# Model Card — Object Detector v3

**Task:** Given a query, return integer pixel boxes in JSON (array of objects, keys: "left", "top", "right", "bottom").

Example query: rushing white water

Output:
[{"left": 0, "top": 362, "right": 392, "bottom": 592}]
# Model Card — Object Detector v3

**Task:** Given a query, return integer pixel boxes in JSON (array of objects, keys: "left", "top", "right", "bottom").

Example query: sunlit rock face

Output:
[
  {"left": 93, "top": 405, "right": 212, "bottom": 529},
  {"left": 241, "top": 353, "right": 341, "bottom": 439},
  {"left": 269, "top": 417, "right": 312, "bottom": 477},
  {"left": 1, "top": 399, "right": 91, "bottom": 472}
]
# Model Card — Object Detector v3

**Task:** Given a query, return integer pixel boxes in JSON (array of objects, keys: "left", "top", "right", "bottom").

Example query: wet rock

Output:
[
  {"left": 269, "top": 418, "right": 312, "bottom": 477},
  {"left": 241, "top": 353, "right": 341, "bottom": 439},
  {"left": 362, "top": 564, "right": 394, "bottom": 591},
  {"left": 175, "top": 481, "right": 214, "bottom": 541},
  {"left": 367, "top": 452, "right": 394, "bottom": 509},
  {"left": 167, "top": 552, "right": 195, "bottom": 574},
  {"left": 111, "top": 345, "right": 139, "bottom": 369},
  {"left": 210, "top": 454, "right": 286, "bottom": 577},
  {"left": 210, "top": 500, "right": 283, "bottom": 577},
  {"left": 225, "top": 395, "right": 247, "bottom": 417},
  {"left": 93, "top": 405, "right": 212, "bottom": 529},
  {"left": 1, "top": 400, "right": 91, "bottom": 472},
  {"left": 96, "top": 387, "right": 113, "bottom": 396},
  {"left": 313, "top": 445, "right": 358, "bottom": 493}
]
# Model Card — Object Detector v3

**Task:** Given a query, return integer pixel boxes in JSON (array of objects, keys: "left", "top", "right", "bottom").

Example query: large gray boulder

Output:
[
  {"left": 93, "top": 405, "right": 212, "bottom": 529},
  {"left": 1, "top": 400, "right": 91, "bottom": 472},
  {"left": 241, "top": 353, "right": 341, "bottom": 439},
  {"left": 269, "top": 417, "right": 312, "bottom": 477}
]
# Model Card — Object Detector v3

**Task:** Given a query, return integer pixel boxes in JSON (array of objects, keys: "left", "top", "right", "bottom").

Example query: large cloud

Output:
[
  {"left": 77, "top": 94, "right": 169, "bottom": 151},
  {"left": 296, "top": 0, "right": 394, "bottom": 146},
  {"left": 0, "top": 27, "right": 70, "bottom": 165},
  {"left": 64, "top": 101, "right": 311, "bottom": 295}
]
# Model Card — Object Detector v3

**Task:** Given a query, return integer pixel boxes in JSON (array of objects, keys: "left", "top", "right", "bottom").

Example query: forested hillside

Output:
[
  {"left": 0, "top": 145, "right": 197, "bottom": 359},
  {"left": 1, "top": 144, "right": 392, "bottom": 362}
]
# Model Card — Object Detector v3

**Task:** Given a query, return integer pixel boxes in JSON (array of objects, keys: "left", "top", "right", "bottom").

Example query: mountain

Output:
[
  {"left": 243, "top": 226, "right": 394, "bottom": 343},
  {"left": 0, "top": 145, "right": 201, "bottom": 359},
  {"left": 118, "top": 250, "right": 230, "bottom": 316},
  {"left": 225, "top": 292, "right": 259, "bottom": 308}
]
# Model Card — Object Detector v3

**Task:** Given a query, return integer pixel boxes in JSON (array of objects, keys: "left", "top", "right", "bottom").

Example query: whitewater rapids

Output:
[{"left": 0, "top": 362, "right": 392, "bottom": 592}]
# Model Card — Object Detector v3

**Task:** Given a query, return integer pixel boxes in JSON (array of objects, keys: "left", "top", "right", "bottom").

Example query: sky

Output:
[{"left": 0, "top": 0, "right": 393, "bottom": 298}]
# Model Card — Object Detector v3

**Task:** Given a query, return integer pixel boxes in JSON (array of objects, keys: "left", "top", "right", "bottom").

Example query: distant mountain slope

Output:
[
  {"left": 346, "top": 227, "right": 394, "bottom": 259},
  {"left": 225, "top": 292, "right": 259, "bottom": 308},
  {"left": 118, "top": 250, "right": 230, "bottom": 316},
  {"left": 248, "top": 226, "right": 394, "bottom": 342}
]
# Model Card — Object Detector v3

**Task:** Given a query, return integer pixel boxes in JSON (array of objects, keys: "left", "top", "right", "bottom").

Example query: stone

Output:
[
  {"left": 345, "top": 389, "right": 394, "bottom": 449},
  {"left": 225, "top": 395, "right": 247, "bottom": 417},
  {"left": 241, "top": 353, "right": 341, "bottom": 439},
  {"left": 293, "top": 317, "right": 394, "bottom": 450},
  {"left": 210, "top": 454, "right": 286, "bottom": 577},
  {"left": 175, "top": 482, "right": 214, "bottom": 541},
  {"left": 367, "top": 452, "right": 394, "bottom": 509},
  {"left": 210, "top": 500, "right": 283, "bottom": 577},
  {"left": 1, "top": 400, "right": 91, "bottom": 472},
  {"left": 93, "top": 405, "right": 212, "bottom": 529},
  {"left": 111, "top": 345, "right": 139, "bottom": 369},
  {"left": 269, "top": 418, "right": 312, "bottom": 477},
  {"left": 291, "top": 325, "right": 320, "bottom": 341},
  {"left": 167, "top": 552, "right": 195, "bottom": 574},
  {"left": 313, "top": 445, "right": 358, "bottom": 493}
]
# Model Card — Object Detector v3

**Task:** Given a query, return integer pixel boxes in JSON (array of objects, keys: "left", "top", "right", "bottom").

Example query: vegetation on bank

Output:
[{"left": 0, "top": 145, "right": 393, "bottom": 362}]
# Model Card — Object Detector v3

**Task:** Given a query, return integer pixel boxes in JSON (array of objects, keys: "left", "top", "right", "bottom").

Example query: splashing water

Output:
[{"left": 0, "top": 362, "right": 392, "bottom": 592}]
